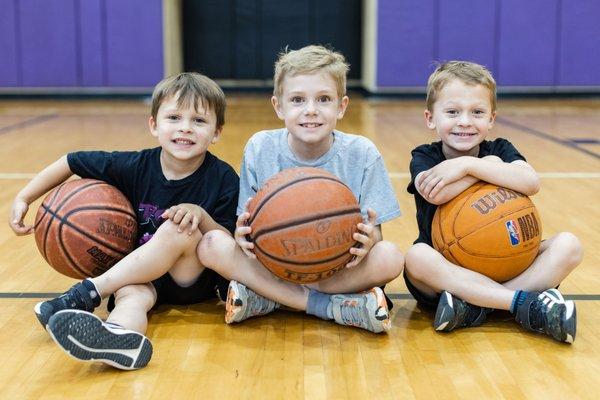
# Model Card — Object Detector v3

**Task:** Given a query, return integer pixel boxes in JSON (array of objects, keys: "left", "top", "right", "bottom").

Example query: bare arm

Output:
[
  {"left": 417, "top": 155, "right": 539, "bottom": 205},
  {"left": 9, "top": 155, "right": 73, "bottom": 235},
  {"left": 162, "top": 203, "right": 232, "bottom": 236}
]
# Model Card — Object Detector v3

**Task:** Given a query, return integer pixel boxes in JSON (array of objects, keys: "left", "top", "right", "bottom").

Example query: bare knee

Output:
[
  {"left": 197, "top": 229, "right": 234, "bottom": 267},
  {"left": 113, "top": 283, "right": 157, "bottom": 311},
  {"left": 369, "top": 241, "right": 404, "bottom": 282},
  {"left": 404, "top": 242, "right": 437, "bottom": 282},
  {"left": 153, "top": 220, "right": 203, "bottom": 250},
  {"left": 554, "top": 232, "right": 584, "bottom": 271}
]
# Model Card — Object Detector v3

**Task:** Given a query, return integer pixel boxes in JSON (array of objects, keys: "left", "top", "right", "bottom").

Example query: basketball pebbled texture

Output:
[
  {"left": 34, "top": 179, "right": 137, "bottom": 279},
  {"left": 247, "top": 167, "right": 362, "bottom": 283},
  {"left": 431, "top": 182, "right": 542, "bottom": 282}
]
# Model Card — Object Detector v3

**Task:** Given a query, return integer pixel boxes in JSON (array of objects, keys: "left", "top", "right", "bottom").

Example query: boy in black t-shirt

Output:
[
  {"left": 405, "top": 61, "right": 583, "bottom": 343},
  {"left": 9, "top": 73, "right": 239, "bottom": 369}
]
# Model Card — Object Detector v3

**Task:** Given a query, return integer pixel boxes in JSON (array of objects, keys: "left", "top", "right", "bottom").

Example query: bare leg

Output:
[
  {"left": 105, "top": 283, "right": 157, "bottom": 334},
  {"left": 404, "top": 243, "right": 514, "bottom": 310},
  {"left": 90, "top": 220, "right": 205, "bottom": 297}
]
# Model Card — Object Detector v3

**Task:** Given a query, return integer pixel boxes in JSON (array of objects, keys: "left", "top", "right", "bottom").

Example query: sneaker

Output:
[
  {"left": 34, "top": 280, "right": 99, "bottom": 328},
  {"left": 434, "top": 291, "right": 490, "bottom": 332},
  {"left": 47, "top": 310, "right": 153, "bottom": 370},
  {"left": 330, "top": 287, "right": 391, "bottom": 333},
  {"left": 225, "top": 280, "right": 279, "bottom": 324},
  {"left": 515, "top": 289, "right": 576, "bottom": 344}
]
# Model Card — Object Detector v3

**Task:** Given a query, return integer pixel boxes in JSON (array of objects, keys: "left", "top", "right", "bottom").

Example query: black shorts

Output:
[
  {"left": 403, "top": 271, "right": 439, "bottom": 311},
  {"left": 107, "top": 268, "right": 229, "bottom": 312}
]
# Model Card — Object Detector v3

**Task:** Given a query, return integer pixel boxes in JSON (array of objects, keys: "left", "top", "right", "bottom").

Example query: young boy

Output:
[
  {"left": 9, "top": 73, "right": 239, "bottom": 368},
  {"left": 197, "top": 45, "right": 404, "bottom": 333},
  {"left": 404, "top": 61, "right": 583, "bottom": 343}
]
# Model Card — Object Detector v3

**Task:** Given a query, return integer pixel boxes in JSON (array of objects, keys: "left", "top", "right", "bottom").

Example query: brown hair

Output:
[
  {"left": 151, "top": 72, "right": 226, "bottom": 128},
  {"left": 273, "top": 45, "right": 349, "bottom": 99},
  {"left": 426, "top": 61, "right": 497, "bottom": 112}
]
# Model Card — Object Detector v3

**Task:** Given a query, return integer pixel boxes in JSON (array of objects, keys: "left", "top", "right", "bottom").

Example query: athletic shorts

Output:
[{"left": 107, "top": 268, "right": 229, "bottom": 312}]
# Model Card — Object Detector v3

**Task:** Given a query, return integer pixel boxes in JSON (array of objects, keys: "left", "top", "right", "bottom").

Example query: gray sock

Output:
[{"left": 306, "top": 289, "right": 333, "bottom": 320}]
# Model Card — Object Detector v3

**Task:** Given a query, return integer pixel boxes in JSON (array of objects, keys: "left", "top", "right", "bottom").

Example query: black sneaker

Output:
[
  {"left": 434, "top": 291, "right": 490, "bottom": 332},
  {"left": 34, "top": 280, "right": 100, "bottom": 328},
  {"left": 515, "top": 289, "right": 576, "bottom": 344},
  {"left": 47, "top": 310, "right": 153, "bottom": 370}
]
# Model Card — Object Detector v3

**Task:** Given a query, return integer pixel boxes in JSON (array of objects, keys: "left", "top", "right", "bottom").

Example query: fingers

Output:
[
  {"left": 236, "top": 212, "right": 250, "bottom": 227},
  {"left": 235, "top": 224, "right": 256, "bottom": 259},
  {"left": 9, "top": 221, "right": 33, "bottom": 236}
]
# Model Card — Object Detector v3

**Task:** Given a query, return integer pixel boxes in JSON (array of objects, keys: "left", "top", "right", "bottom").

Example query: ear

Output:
[
  {"left": 149, "top": 116, "right": 158, "bottom": 137},
  {"left": 424, "top": 109, "right": 436, "bottom": 130},
  {"left": 211, "top": 126, "right": 223, "bottom": 144},
  {"left": 489, "top": 110, "right": 497, "bottom": 129},
  {"left": 337, "top": 95, "right": 350, "bottom": 119},
  {"left": 271, "top": 96, "right": 284, "bottom": 120}
]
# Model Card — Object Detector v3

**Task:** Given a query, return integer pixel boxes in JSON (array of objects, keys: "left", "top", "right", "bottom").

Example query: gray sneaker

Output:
[
  {"left": 225, "top": 280, "right": 279, "bottom": 324},
  {"left": 330, "top": 287, "right": 391, "bottom": 333},
  {"left": 47, "top": 310, "right": 153, "bottom": 370},
  {"left": 434, "top": 291, "right": 490, "bottom": 332},
  {"left": 515, "top": 289, "right": 576, "bottom": 344}
]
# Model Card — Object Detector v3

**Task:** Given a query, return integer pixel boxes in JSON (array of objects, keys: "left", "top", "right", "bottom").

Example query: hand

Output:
[
  {"left": 235, "top": 209, "right": 256, "bottom": 259},
  {"left": 417, "top": 157, "right": 470, "bottom": 200},
  {"left": 161, "top": 203, "right": 203, "bottom": 235},
  {"left": 346, "top": 208, "right": 378, "bottom": 268},
  {"left": 9, "top": 198, "right": 34, "bottom": 236}
]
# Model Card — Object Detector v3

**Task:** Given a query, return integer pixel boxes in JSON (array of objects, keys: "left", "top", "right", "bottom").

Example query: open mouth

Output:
[
  {"left": 299, "top": 123, "right": 323, "bottom": 128},
  {"left": 451, "top": 132, "right": 477, "bottom": 137},
  {"left": 173, "top": 138, "right": 195, "bottom": 145}
]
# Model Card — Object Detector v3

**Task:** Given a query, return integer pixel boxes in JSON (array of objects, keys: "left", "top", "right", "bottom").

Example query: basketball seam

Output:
[
  {"left": 248, "top": 175, "right": 354, "bottom": 226},
  {"left": 251, "top": 207, "right": 361, "bottom": 239}
]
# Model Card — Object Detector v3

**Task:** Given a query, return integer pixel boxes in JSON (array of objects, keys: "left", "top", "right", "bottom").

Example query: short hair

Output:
[
  {"left": 426, "top": 61, "right": 497, "bottom": 112},
  {"left": 151, "top": 72, "right": 226, "bottom": 128},
  {"left": 273, "top": 45, "right": 349, "bottom": 99}
]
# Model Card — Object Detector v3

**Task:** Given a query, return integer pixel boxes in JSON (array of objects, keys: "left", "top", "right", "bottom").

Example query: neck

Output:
[
  {"left": 442, "top": 143, "right": 479, "bottom": 159},
  {"left": 159, "top": 150, "right": 206, "bottom": 180}
]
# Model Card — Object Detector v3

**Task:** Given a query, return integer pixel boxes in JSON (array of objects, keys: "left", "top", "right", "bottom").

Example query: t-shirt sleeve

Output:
[
  {"left": 407, "top": 145, "right": 440, "bottom": 195},
  {"left": 237, "top": 141, "right": 259, "bottom": 216},
  {"left": 359, "top": 152, "right": 401, "bottom": 225},
  {"left": 211, "top": 169, "right": 240, "bottom": 235},
  {"left": 67, "top": 151, "right": 132, "bottom": 192},
  {"left": 489, "top": 138, "right": 527, "bottom": 163}
]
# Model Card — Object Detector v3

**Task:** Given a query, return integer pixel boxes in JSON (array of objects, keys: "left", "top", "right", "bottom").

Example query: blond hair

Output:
[
  {"left": 273, "top": 45, "right": 349, "bottom": 99},
  {"left": 151, "top": 72, "right": 226, "bottom": 128},
  {"left": 426, "top": 61, "right": 497, "bottom": 112}
]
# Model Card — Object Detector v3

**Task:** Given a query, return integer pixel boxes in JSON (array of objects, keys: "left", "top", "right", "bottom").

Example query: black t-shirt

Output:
[
  {"left": 406, "top": 138, "right": 526, "bottom": 246},
  {"left": 67, "top": 147, "right": 239, "bottom": 246}
]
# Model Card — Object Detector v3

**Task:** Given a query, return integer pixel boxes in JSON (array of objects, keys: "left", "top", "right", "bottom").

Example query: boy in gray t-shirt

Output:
[{"left": 198, "top": 45, "right": 404, "bottom": 333}]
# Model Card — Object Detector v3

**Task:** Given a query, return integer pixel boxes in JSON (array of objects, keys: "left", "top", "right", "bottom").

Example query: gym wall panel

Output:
[
  {"left": 0, "top": 0, "right": 19, "bottom": 86},
  {"left": 438, "top": 0, "right": 497, "bottom": 72},
  {"left": 377, "top": 0, "right": 435, "bottom": 87},
  {"left": 79, "top": 0, "right": 105, "bottom": 86},
  {"left": 105, "top": 0, "right": 163, "bottom": 86},
  {"left": 558, "top": 0, "right": 600, "bottom": 86},
  {"left": 497, "top": 0, "right": 558, "bottom": 86},
  {"left": 19, "top": 0, "right": 78, "bottom": 86}
]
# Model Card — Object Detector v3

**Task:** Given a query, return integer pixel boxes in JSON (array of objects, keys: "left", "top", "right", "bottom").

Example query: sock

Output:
[
  {"left": 104, "top": 321, "right": 125, "bottom": 331},
  {"left": 306, "top": 290, "right": 333, "bottom": 320},
  {"left": 82, "top": 279, "right": 102, "bottom": 307},
  {"left": 510, "top": 290, "right": 528, "bottom": 314}
]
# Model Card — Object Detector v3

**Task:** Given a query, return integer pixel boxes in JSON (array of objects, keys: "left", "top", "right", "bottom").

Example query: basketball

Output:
[
  {"left": 247, "top": 167, "right": 362, "bottom": 283},
  {"left": 431, "top": 182, "right": 542, "bottom": 282},
  {"left": 34, "top": 179, "right": 137, "bottom": 279}
]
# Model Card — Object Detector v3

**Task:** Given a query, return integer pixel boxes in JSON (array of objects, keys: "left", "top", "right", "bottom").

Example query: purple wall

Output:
[
  {"left": 0, "top": 0, "right": 162, "bottom": 88},
  {"left": 377, "top": 0, "right": 600, "bottom": 89}
]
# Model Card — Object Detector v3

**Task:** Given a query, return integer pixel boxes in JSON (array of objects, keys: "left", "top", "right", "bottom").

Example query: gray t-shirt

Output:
[{"left": 238, "top": 128, "right": 401, "bottom": 225}]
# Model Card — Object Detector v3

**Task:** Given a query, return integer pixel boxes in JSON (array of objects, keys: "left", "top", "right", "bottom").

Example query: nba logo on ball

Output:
[{"left": 505, "top": 220, "right": 520, "bottom": 246}]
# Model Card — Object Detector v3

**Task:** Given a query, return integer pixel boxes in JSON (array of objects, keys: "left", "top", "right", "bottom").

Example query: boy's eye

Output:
[
  {"left": 446, "top": 110, "right": 458, "bottom": 116},
  {"left": 290, "top": 96, "right": 304, "bottom": 103},
  {"left": 473, "top": 109, "right": 485, "bottom": 115},
  {"left": 167, "top": 115, "right": 179, "bottom": 120},
  {"left": 194, "top": 118, "right": 206, "bottom": 124},
  {"left": 318, "top": 95, "right": 331, "bottom": 102}
]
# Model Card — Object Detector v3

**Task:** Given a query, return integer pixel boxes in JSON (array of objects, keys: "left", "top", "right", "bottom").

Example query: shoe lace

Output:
[{"left": 339, "top": 297, "right": 368, "bottom": 328}]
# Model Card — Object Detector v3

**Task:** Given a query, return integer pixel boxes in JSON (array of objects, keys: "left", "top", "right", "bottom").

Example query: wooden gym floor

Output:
[{"left": 0, "top": 95, "right": 598, "bottom": 399}]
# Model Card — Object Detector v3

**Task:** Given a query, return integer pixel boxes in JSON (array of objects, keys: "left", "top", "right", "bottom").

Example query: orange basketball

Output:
[
  {"left": 247, "top": 167, "right": 362, "bottom": 283},
  {"left": 34, "top": 179, "right": 137, "bottom": 279},
  {"left": 431, "top": 182, "right": 542, "bottom": 282}
]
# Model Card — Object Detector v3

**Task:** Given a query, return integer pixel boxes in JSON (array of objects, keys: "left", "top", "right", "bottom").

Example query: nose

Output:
[
  {"left": 304, "top": 99, "right": 318, "bottom": 115},
  {"left": 178, "top": 119, "right": 192, "bottom": 133},
  {"left": 458, "top": 112, "right": 472, "bottom": 126}
]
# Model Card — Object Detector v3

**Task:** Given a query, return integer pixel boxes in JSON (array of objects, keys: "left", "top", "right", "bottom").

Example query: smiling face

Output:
[
  {"left": 271, "top": 72, "right": 349, "bottom": 160},
  {"left": 149, "top": 93, "right": 221, "bottom": 167},
  {"left": 425, "top": 79, "right": 496, "bottom": 158}
]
